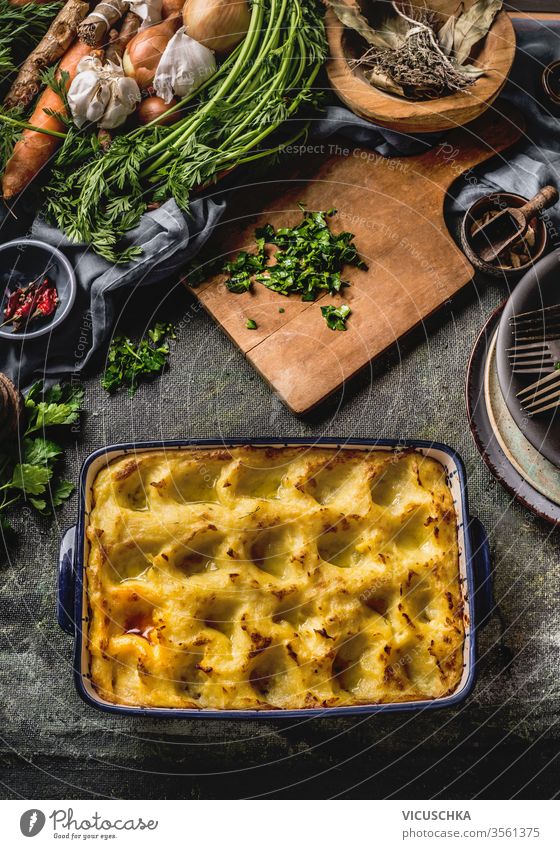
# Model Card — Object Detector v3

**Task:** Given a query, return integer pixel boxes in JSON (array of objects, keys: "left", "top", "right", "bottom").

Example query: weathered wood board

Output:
[{"left": 188, "top": 108, "right": 522, "bottom": 415}]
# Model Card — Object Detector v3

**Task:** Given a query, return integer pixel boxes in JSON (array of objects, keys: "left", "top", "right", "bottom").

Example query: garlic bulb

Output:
[
  {"left": 128, "top": 0, "right": 163, "bottom": 30},
  {"left": 183, "top": 0, "right": 250, "bottom": 55},
  {"left": 154, "top": 26, "right": 216, "bottom": 103},
  {"left": 68, "top": 57, "right": 141, "bottom": 130}
]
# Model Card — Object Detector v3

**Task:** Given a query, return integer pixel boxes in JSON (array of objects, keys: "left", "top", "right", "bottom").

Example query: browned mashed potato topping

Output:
[{"left": 85, "top": 446, "right": 464, "bottom": 710}]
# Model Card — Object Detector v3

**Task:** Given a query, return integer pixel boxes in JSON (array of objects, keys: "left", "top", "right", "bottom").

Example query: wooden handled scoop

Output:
[{"left": 470, "top": 185, "right": 559, "bottom": 263}]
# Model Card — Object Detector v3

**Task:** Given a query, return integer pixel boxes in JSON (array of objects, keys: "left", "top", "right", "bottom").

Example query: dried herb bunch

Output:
[{"left": 329, "top": 0, "right": 503, "bottom": 101}]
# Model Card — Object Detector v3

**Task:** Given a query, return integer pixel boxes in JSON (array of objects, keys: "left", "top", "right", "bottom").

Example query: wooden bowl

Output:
[
  {"left": 325, "top": 2, "right": 516, "bottom": 133},
  {"left": 460, "top": 192, "right": 548, "bottom": 279}
]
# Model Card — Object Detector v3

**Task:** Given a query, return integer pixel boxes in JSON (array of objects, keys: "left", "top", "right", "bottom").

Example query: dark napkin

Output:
[{"left": 1, "top": 18, "right": 559, "bottom": 387}]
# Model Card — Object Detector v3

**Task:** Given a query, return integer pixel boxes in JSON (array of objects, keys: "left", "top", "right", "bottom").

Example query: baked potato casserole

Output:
[{"left": 85, "top": 446, "right": 464, "bottom": 710}]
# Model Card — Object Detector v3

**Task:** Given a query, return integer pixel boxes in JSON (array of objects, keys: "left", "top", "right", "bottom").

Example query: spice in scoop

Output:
[
  {"left": 2, "top": 276, "right": 59, "bottom": 331},
  {"left": 470, "top": 210, "right": 537, "bottom": 269}
]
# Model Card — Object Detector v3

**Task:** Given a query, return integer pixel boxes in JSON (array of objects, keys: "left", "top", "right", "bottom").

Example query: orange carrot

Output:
[{"left": 2, "top": 39, "right": 92, "bottom": 200}]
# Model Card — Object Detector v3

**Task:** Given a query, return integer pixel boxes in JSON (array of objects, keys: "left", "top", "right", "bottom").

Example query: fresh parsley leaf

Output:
[
  {"left": 23, "top": 437, "right": 62, "bottom": 466},
  {"left": 29, "top": 496, "right": 48, "bottom": 512},
  {"left": 102, "top": 322, "right": 175, "bottom": 395},
  {"left": 0, "top": 380, "right": 81, "bottom": 550},
  {"left": 25, "top": 382, "right": 84, "bottom": 434},
  {"left": 148, "top": 321, "right": 174, "bottom": 344},
  {"left": 9, "top": 463, "right": 52, "bottom": 495},
  {"left": 246, "top": 318, "right": 257, "bottom": 329},
  {"left": 51, "top": 478, "right": 74, "bottom": 507},
  {"left": 321, "top": 304, "right": 351, "bottom": 331}
]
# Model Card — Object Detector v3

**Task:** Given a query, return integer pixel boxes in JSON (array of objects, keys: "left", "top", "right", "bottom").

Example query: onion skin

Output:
[
  {"left": 161, "top": 0, "right": 185, "bottom": 18},
  {"left": 123, "top": 17, "right": 180, "bottom": 91},
  {"left": 137, "top": 96, "right": 180, "bottom": 125},
  {"left": 183, "top": 0, "right": 250, "bottom": 55}
]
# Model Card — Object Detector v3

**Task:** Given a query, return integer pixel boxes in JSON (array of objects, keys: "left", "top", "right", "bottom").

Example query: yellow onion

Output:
[
  {"left": 123, "top": 17, "right": 180, "bottom": 91},
  {"left": 161, "top": 0, "right": 185, "bottom": 18},
  {"left": 137, "top": 95, "right": 181, "bottom": 125},
  {"left": 183, "top": 0, "right": 250, "bottom": 56}
]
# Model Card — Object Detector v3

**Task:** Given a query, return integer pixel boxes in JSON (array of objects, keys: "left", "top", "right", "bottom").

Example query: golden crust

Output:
[{"left": 85, "top": 446, "right": 464, "bottom": 710}]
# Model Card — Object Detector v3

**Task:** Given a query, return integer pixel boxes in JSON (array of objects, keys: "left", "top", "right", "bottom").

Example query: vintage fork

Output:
[
  {"left": 508, "top": 338, "right": 560, "bottom": 374},
  {"left": 509, "top": 303, "right": 560, "bottom": 342},
  {"left": 517, "top": 369, "right": 560, "bottom": 416}
]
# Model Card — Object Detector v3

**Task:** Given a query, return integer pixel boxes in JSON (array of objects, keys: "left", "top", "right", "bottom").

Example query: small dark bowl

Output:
[
  {"left": 0, "top": 239, "right": 76, "bottom": 341},
  {"left": 460, "top": 192, "right": 548, "bottom": 279}
]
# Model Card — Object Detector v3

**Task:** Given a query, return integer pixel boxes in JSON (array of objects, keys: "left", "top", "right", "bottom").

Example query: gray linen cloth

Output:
[{"left": 0, "top": 18, "right": 558, "bottom": 387}]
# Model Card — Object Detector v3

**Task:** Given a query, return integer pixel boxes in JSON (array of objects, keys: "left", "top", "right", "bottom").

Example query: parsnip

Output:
[{"left": 4, "top": 0, "right": 89, "bottom": 110}]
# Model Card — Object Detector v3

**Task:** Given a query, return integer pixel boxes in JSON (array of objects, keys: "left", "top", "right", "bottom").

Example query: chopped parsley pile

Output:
[
  {"left": 221, "top": 206, "right": 366, "bottom": 330},
  {"left": 101, "top": 322, "right": 175, "bottom": 395},
  {"left": 0, "top": 382, "right": 83, "bottom": 540}
]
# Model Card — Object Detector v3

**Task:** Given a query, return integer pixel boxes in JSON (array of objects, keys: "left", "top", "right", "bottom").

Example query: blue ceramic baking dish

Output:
[{"left": 57, "top": 438, "right": 492, "bottom": 718}]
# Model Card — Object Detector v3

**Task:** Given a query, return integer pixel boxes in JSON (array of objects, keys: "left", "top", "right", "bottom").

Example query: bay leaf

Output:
[
  {"left": 326, "top": 0, "right": 381, "bottom": 45},
  {"left": 326, "top": 0, "right": 410, "bottom": 50},
  {"left": 452, "top": 0, "right": 502, "bottom": 66},
  {"left": 366, "top": 68, "right": 405, "bottom": 97},
  {"left": 438, "top": 14, "right": 456, "bottom": 55},
  {"left": 455, "top": 60, "right": 486, "bottom": 79}
]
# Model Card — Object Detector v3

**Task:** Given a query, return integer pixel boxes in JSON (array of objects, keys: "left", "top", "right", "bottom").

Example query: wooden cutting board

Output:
[{"left": 189, "top": 108, "right": 522, "bottom": 415}]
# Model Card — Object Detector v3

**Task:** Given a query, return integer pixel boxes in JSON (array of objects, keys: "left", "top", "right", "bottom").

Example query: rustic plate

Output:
[
  {"left": 466, "top": 306, "right": 560, "bottom": 525},
  {"left": 495, "top": 251, "right": 560, "bottom": 469}
]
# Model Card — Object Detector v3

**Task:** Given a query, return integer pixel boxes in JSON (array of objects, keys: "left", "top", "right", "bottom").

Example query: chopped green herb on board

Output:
[
  {"left": 101, "top": 322, "right": 175, "bottom": 395},
  {"left": 222, "top": 206, "right": 366, "bottom": 304},
  {"left": 246, "top": 318, "right": 258, "bottom": 330},
  {"left": 321, "top": 304, "right": 351, "bottom": 331}
]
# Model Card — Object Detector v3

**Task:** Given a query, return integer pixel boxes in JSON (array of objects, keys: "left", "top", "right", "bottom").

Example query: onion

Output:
[
  {"left": 123, "top": 17, "right": 180, "bottom": 90},
  {"left": 183, "top": 0, "right": 250, "bottom": 56},
  {"left": 137, "top": 95, "right": 180, "bottom": 125},
  {"left": 161, "top": 0, "right": 185, "bottom": 18}
]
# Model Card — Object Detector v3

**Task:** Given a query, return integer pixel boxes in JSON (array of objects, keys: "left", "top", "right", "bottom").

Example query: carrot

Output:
[{"left": 2, "top": 39, "right": 92, "bottom": 199}]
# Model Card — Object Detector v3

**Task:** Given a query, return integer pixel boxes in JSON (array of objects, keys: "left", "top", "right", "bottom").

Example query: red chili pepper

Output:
[{"left": 2, "top": 276, "right": 59, "bottom": 330}]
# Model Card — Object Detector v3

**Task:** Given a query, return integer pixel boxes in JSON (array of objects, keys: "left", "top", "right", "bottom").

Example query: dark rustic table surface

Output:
[{"left": 1, "top": 240, "right": 558, "bottom": 800}]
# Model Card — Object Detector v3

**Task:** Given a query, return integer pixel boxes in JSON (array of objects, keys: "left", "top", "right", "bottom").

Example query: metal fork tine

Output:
[
  {"left": 510, "top": 303, "right": 560, "bottom": 320},
  {"left": 511, "top": 360, "right": 550, "bottom": 374},
  {"left": 507, "top": 341, "right": 550, "bottom": 351},
  {"left": 511, "top": 332, "right": 560, "bottom": 342},
  {"left": 510, "top": 315, "right": 560, "bottom": 327},
  {"left": 524, "top": 385, "right": 560, "bottom": 409},
  {"left": 528, "top": 398, "right": 560, "bottom": 416},
  {"left": 517, "top": 370, "right": 560, "bottom": 397},
  {"left": 508, "top": 348, "right": 551, "bottom": 359},
  {"left": 512, "top": 367, "right": 555, "bottom": 374},
  {"left": 509, "top": 355, "right": 554, "bottom": 369}
]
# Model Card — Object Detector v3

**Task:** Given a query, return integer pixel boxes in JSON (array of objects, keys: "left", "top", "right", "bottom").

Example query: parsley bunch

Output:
[
  {"left": 0, "top": 382, "right": 83, "bottom": 540},
  {"left": 101, "top": 322, "right": 175, "bottom": 395}
]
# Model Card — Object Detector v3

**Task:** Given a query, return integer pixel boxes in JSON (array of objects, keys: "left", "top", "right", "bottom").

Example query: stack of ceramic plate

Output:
[{"left": 466, "top": 252, "right": 560, "bottom": 524}]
